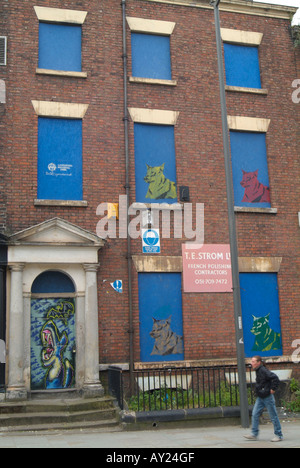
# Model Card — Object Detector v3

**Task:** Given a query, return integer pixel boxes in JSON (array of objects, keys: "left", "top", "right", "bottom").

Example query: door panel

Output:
[{"left": 31, "top": 298, "right": 76, "bottom": 390}]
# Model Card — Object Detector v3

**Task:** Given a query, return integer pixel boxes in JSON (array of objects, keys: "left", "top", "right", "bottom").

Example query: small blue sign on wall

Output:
[
  {"left": 142, "top": 229, "right": 161, "bottom": 254},
  {"left": 110, "top": 280, "right": 123, "bottom": 294}
]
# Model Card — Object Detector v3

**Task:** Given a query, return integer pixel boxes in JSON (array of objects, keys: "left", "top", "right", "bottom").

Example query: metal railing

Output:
[{"left": 108, "top": 365, "right": 256, "bottom": 412}]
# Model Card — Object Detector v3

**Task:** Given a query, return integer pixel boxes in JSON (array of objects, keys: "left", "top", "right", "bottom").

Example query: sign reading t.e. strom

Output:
[{"left": 182, "top": 244, "right": 232, "bottom": 293}]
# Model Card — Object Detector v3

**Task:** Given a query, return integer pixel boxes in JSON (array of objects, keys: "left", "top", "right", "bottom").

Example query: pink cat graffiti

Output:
[{"left": 240, "top": 169, "right": 271, "bottom": 203}]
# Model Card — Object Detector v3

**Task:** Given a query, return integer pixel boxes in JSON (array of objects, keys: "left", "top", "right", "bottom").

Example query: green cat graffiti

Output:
[
  {"left": 251, "top": 314, "right": 282, "bottom": 352},
  {"left": 144, "top": 163, "right": 177, "bottom": 200}
]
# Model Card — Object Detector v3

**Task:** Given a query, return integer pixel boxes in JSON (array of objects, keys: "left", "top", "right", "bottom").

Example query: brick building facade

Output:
[{"left": 0, "top": 0, "right": 299, "bottom": 399}]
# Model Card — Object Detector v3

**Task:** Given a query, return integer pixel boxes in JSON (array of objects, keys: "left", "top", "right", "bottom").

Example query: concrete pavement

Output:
[{"left": 0, "top": 419, "right": 299, "bottom": 448}]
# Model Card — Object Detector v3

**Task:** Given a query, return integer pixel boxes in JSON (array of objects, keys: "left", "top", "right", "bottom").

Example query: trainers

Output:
[
  {"left": 271, "top": 436, "right": 283, "bottom": 442},
  {"left": 244, "top": 435, "right": 257, "bottom": 441}
]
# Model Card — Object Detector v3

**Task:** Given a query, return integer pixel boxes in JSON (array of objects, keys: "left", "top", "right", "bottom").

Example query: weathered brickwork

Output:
[{"left": 0, "top": 0, "right": 299, "bottom": 372}]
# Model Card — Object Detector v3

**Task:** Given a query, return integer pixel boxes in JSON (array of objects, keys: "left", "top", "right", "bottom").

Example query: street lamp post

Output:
[{"left": 210, "top": 0, "right": 250, "bottom": 428}]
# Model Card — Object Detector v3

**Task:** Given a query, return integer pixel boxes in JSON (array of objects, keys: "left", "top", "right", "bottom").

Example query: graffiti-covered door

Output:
[{"left": 31, "top": 298, "right": 76, "bottom": 390}]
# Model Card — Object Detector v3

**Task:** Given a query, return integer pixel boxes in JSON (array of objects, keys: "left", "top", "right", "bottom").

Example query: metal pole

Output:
[
  {"left": 210, "top": 0, "right": 249, "bottom": 428},
  {"left": 121, "top": 0, "right": 135, "bottom": 394}
]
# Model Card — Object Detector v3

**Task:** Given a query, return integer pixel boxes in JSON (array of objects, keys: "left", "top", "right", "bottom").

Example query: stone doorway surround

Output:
[{"left": 6, "top": 218, "right": 105, "bottom": 401}]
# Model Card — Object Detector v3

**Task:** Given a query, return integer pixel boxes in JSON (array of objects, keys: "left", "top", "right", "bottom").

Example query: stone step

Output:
[
  {"left": 0, "top": 396, "right": 115, "bottom": 414},
  {"left": 0, "top": 396, "right": 121, "bottom": 433},
  {"left": 0, "top": 418, "right": 121, "bottom": 434}
]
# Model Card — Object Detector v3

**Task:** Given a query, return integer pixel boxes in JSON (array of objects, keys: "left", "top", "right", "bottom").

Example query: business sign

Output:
[
  {"left": 182, "top": 244, "right": 232, "bottom": 293},
  {"left": 142, "top": 229, "right": 161, "bottom": 254}
]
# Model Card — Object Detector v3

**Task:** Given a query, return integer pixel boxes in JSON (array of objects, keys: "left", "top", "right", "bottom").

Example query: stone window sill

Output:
[
  {"left": 225, "top": 85, "right": 268, "bottom": 95},
  {"left": 129, "top": 76, "right": 177, "bottom": 86},
  {"left": 36, "top": 68, "right": 88, "bottom": 79},
  {"left": 34, "top": 199, "right": 88, "bottom": 207},
  {"left": 234, "top": 207, "right": 277, "bottom": 214}
]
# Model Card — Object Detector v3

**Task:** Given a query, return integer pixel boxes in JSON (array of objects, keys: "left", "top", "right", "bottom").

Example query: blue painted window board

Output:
[
  {"left": 240, "top": 273, "right": 282, "bottom": 358},
  {"left": 131, "top": 33, "right": 172, "bottom": 80},
  {"left": 134, "top": 123, "right": 178, "bottom": 204},
  {"left": 224, "top": 43, "right": 261, "bottom": 88},
  {"left": 39, "top": 23, "right": 82, "bottom": 72},
  {"left": 230, "top": 131, "right": 271, "bottom": 208},
  {"left": 37, "top": 118, "right": 83, "bottom": 201},
  {"left": 138, "top": 273, "right": 184, "bottom": 362}
]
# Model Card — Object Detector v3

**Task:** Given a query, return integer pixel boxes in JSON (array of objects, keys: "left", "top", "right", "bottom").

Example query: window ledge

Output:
[
  {"left": 129, "top": 76, "right": 177, "bottom": 86},
  {"left": 234, "top": 206, "right": 277, "bottom": 214},
  {"left": 132, "top": 202, "right": 183, "bottom": 210},
  {"left": 225, "top": 85, "right": 268, "bottom": 95},
  {"left": 36, "top": 68, "right": 88, "bottom": 79},
  {"left": 34, "top": 199, "right": 88, "bottom": 207}
]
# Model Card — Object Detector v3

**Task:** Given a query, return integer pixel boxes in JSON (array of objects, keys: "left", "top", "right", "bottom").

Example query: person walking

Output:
[{"left": 244, "top": 356, "right": 283, "bottom": 442}]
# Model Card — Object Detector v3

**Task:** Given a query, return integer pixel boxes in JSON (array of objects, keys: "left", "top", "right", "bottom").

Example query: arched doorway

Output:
[{"left": 30, "top": 271, "right": 76, "bottom": 391}]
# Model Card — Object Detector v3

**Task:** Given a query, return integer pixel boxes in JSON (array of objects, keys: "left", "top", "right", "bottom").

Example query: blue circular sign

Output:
[{"left": 143, "top": 229, "right": 159, "bottom": 246}]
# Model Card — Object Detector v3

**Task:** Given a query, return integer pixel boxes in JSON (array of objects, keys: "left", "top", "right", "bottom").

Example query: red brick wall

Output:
[
  {"left": 0, "top": 1, "right": 9, "bottom": 232},
  {"left": 2, "top": 0, "right": 299, "bottom": 366}
]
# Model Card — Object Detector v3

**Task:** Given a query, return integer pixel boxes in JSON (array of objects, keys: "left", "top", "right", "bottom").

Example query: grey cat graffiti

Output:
[{"left": 150, "top": 316, "right": 183, "bottom": 356}]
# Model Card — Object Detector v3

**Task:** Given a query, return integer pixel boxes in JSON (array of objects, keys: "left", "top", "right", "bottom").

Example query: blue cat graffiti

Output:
[
  {"left": 240, "top": 273, "right": 282, "bottom": 358},
  {"left": 31, "top": 298, "right": 76, "bottom": 390}
]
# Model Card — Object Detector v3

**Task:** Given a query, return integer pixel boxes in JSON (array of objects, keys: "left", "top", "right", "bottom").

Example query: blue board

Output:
[
  {"left": 224, "top": 44, "right": 261, "bottom": 89},
  {"left": 240, "top": 273, "right": 282, "bottom": 358},
  {"left": 230, "top": 131, "right": 271, "bottom": 208},
  {"left": 138, "top": 273, "right": 184, "bottom": 362},
  {"left": 37, "top": 118, "right": 83, "bottom": 201},
  {"left": 39, "top": 23, "right": 82, "bottom": 72},
  {"left": 134, "top": 124, "right": 178, "bottom": 204},
  {"left": 131, "top": 33, "right": 172, "bottom": 80}
]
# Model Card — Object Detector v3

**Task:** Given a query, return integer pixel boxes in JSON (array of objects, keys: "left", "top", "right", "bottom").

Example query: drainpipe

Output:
[{"left": 121, "top": 0, "right": 134, "bottom": 393}]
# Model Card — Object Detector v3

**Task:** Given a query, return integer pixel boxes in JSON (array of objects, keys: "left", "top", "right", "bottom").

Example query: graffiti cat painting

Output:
[
  {"left": 144, "top": 163, "right": 177, "bottom": 200},
  {"left": 240, "top": 169, "right": 271, "bottom": 203},
  {"left": 150, "top": 316, "right": 183, "bottom": 356},
  {"left": 251, "top": 314, "right": 282, "bottom": 352},
  {"left": 31, "top": 298, "right": 76, "bottom": 390}
]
